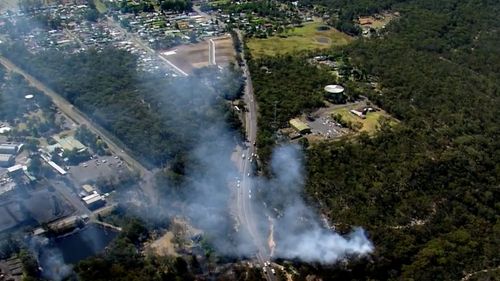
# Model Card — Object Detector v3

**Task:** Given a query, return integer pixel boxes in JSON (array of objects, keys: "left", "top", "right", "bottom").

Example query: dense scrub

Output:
[
  {"left": 0, "top": 46, "right": 242, "bottom": 168},
  {"left": 302, "top": 0, "right": 500, "bottom": 280}
]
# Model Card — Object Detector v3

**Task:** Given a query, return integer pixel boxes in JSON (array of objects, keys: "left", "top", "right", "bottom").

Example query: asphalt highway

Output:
[{"left": 233, "top": 29, "right": 276, "bottom": 281}]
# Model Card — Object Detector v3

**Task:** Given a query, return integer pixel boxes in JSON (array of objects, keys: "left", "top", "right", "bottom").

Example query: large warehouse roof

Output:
[{"left": 53, "top": 135, "right": 86, "bottom": 152}]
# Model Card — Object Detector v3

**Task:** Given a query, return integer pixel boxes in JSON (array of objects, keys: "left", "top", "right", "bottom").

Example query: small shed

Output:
[{"left": 289, "top": 119, "right": 311, "bottom": 135}]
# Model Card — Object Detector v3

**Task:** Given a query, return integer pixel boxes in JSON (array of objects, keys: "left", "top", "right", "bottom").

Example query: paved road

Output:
[
  {"left": 0, "top": 56, "right": 157, "bottom": 201},
  {"left": 233, "top": 29, "right": 276, "bottom": 281},
  {"left": 105, "top": 16, "right": 188, "bottom": 77},
  {"left": 209, "top": 38, "right": 216, "bottom": 65},
  {"left": 193, "top": 7, "right": 275, "bottom": 275}
]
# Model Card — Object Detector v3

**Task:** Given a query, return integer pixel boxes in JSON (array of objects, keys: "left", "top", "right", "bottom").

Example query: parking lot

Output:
[
  {"left": 68, "top": 154, "right": 127, "bottom": 185},
  {"left": 306, "top": 116, "right": 346, "bottom": 139}
]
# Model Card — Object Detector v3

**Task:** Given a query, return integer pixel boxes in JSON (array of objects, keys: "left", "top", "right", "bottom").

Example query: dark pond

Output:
[{"left": 53, "top": 223, "right": 118, "bottom": 264}]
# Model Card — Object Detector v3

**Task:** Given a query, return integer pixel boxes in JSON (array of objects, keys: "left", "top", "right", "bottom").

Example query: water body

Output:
[{"left": 53, "top": 224, "right": 118, "bottom": 264}]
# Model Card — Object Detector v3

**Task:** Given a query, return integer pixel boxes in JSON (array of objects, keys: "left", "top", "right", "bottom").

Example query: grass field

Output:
[
  {"left": 331, "top": 106, "right": 396, "bottom": 134},
  {"left": 247, "top": 22, "right": 353, "bottom": 57},
  {"left": 94, "top": 0, "right": 108, "bottom": 13}
]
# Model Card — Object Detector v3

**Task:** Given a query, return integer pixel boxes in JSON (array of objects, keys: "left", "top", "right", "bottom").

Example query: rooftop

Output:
[
  {"left": 290, "top": 118, "right": 311, "bottom": 132},
  {"left": 52, "top": 135, "right": 87, "bottom": 152},
  {"left": 324, "top": 84, "right": 345, "bottom": 94},
  {"left": 0, "top": 154, "right": 14, "bottom": 162}
]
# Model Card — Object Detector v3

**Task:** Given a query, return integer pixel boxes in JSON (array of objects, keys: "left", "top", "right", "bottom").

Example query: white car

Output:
[
  {"left": 249, "top": 194, "right": 252, "bottom": 199},
  {"left": 271, "top": 268, "right": 276, "bottom": 275}
]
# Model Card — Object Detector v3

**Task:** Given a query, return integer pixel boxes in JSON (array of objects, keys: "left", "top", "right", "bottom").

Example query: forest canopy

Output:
[{"left": 249, "top": 0, "right": 500, "bottom": 280}]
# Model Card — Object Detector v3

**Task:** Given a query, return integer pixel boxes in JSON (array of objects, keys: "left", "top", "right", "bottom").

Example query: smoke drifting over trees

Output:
[
  {"left": 144, "top": 69, "right": 373, "bottom": 263},
  {"left": 0, "top": 27, "right": 372, "bottom": 279}
]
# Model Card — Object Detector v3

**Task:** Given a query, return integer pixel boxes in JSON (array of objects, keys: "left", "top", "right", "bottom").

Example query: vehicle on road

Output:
[
  {"left": 271, "top": 268, "right": 276, "bottom": 275},
  {"left": 242, "top": 153, "right": 245, "bottom": 159}
]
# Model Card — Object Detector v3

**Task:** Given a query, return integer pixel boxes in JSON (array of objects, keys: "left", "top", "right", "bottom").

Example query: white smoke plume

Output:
[
  {"left": 28, "top": 236, "right": 73, "bottom": 281},
  {"left": 256, "top": 145, "right": 373, "bottom": 263},
  {"left": 147, "top": 76, "right": 374, "bottom": 264}
]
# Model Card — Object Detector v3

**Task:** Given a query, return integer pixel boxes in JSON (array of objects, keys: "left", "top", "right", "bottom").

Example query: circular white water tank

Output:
[{"left": 324, "top": 85, "right": 345, "bottom": 94}]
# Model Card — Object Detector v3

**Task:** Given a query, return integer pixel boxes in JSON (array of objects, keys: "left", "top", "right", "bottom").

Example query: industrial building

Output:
[
  {"left": 289, "top": 118, "right": 312, "bottom": 135},
  {"left": 82, "top": 193, "right": 105, "bottom": 210},
  {"left": 7, "top": 165, "right": 24, "bottom": 177},
  {"left": 0, "top": 144, "right": 20, "bottom": 155},
  {"left": 49, "top": 135, "right": 87, "bottom": 153},
  {"left": 0, "top": 154, "right": 14, "bottom": 167},
  {"left": 0, "top": 143, "right": 22, "bottom": 167},
  {"left": 0, "top": 179, "right": 17, "bottom": 198},
  {"left": 81, "top": 184, "right": 95, "bottom": 194}
]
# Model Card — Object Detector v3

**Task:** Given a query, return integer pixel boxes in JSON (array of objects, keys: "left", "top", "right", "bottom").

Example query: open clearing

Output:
[
  {"left": 149, "top": 231, "right": 178, "bottom": 256},
  {"left": 94, "top": 0, "right": 108, "bottom": 13},
  {"left": 331, "top": 104, "right": 397, "bottom": 134},
  {"left": 247, "top": 22, "right": 353, "bottom": 57},
  {"left": 358, "top": 12, "right": 399, "bottom": 30},
  {"left": 213, "top": 36, "right": 235, "bottom": 65},
  {"left": 163, "top": 35, "right": 234, "bottom": 74}
]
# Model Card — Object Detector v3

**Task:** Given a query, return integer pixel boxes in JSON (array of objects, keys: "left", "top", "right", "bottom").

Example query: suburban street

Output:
[
  {"left": 0, "top": 56, "right": 157, "bottom": 202},
  {"left": 105, "top": 16, "right": 189, "bottom": 77}
]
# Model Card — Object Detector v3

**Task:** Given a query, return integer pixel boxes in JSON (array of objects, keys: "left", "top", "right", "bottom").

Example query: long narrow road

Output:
[
  {"left": 209, "top": 38, "right": 216, "bottom": 65},
  {"left": 0, "top": 56, "right": 157, "bottom": 201},
  {"left": 233, "top": 30, "right": 275, "bottom": 281}
]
